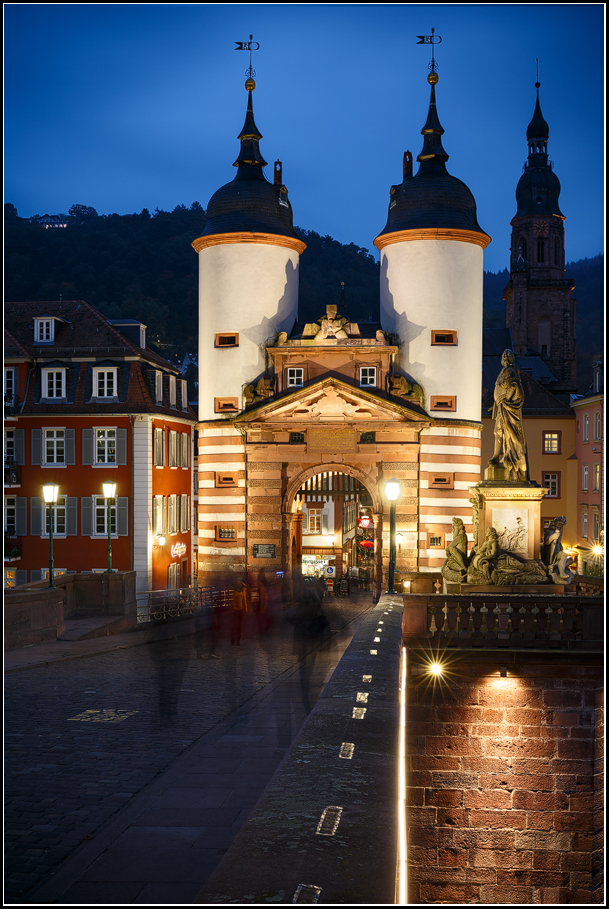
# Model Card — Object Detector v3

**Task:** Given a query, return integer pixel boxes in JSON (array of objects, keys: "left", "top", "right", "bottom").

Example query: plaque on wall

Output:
[
  {"left": 307, "top": 429, "right": 356, "bottom": 453},
  {"left": 253, "top": 544, "right": 276, "bottom": 558}
]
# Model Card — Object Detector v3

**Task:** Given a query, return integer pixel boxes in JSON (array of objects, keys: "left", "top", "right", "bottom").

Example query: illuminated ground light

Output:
[{"left": 430, "top": 662, "right": 443, "bottom": 676}]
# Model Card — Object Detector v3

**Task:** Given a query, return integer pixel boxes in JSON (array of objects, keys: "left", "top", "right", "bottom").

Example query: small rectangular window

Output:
[
  {"left": 359, "top": 432, "right": 376, "bottom": 444},
  {"left": 430, "top": 396, "right": 456, "bottom": 411},
  {"left": 216, "top": 526, "right": 236, "bottom": 540},
  {"left": 216, "top": 473, "right": 237, "bottom": 487},
  {"left": 543, "top": 431, "right": 561, "bottom": 454},
  {"left": 582, "top": 465, "right": 589, "bottom": 492},
  {"left": 593, "top": 412, "right": 601, "bottom": 441},
  {"left": 543, "top": 472, "right": 560, "bottom": 498},
  {"left": 215, "top": 333, "right": 239, "bottom": 347},
  {"left": 43, "top": 496, "right": 66, "bottom": 536},
  {"left": 583, "top": 414, "right": 589, "bottom": 442},
  {"left": 592, "top": 509, "right": 600, "bottom": 542},
  {"left": 287, "top": 368, "right": 304, "bottom": 387},
  {"left": 214, "top": 397, "right": 239, "bottom": 413},
  {"left": 4, "top": 496, "right": 17, "bottom": 535},
  {"left": 4, "top": 368, "right": 17, "bottom": 406},
  {"left": 307, "top": 509, "right": 322, "bottom": 535},
  {"left": 359, "top": 367, "right": 376, "bottom": 387},
  {"left": 289, "top": 432, "right": 305, "bottom": 444},
  {"left": 431, "top": 330, "right": 457, "bottom": 346},
  {"left": 429, "top": 473, "right": 454, "bottom": 490},
  {"left": 429, "top": 534, "right": 444, "bottom": 548}
]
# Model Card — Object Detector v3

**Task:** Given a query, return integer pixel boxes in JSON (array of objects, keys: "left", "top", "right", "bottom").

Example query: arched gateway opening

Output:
[{"left": 284, "top": 465, "right": 382, "bottom": 599}]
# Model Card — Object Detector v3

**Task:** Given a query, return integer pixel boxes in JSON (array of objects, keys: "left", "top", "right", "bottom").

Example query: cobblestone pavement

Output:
[{"left": 4, "top": 593, "right": 374, "bottom": 904}]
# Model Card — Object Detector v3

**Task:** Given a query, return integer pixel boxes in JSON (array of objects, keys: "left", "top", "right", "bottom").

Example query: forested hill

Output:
[{"left": 4, "top": 203, "right": 603, "bottom": 392}]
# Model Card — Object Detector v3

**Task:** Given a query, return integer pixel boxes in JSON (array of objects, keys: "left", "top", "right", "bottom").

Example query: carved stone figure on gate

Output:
[{"left": 441, "top": 517, "right": 470, "bottom": 584}]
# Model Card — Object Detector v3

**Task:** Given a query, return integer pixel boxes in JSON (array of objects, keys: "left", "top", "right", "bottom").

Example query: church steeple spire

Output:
[
  {"left": 233, "top": 78, "right": 267, "bottom": 169},
  {"left": 417, "top": 72, "right": 449, "bottom": 169},
  {"left": 526, "top": 74, "right": 550, "bottom": 161}
]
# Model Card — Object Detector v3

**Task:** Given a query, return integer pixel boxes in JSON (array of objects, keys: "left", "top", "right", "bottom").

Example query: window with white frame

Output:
[
  {"left": 169, "top": 375, "right": 176, "bottom": 407},
  {"left": 153, "top": 495, "right": 166, "bottom": 535},
  {"left": 180, "top": 495, "right": 190, "bottom": 532},
  {"left": 359, "top": 366, "right": 377, "bottom": 387},
  {"left": 582, "top": 464, "right": 589, "bottom": 492},
  {"left": 5, "top": 429, "right": 16, "bottom": 464},
  {"left": 168, "top": 431, "right": 178, "bottom": 467},
  {"left": 308, "top": 508, "right": 322, "bottom": 535},
  {"left": 155, "top": 371, "right": 163, "bottom": 404},
  {"left": 153, "top": 428, "right": 166, "bottom": 466},
  {"left": 96, "top": 429, "right": 116, "bottom": 464},
  {"left": 44, "top": 429, "right": 65, "bottom": 465},
  {"left": 592, "top": 464, "right": 600, "bottom": 493},
  {"left": 41, "top": 568, "right": 67, "bottom": 579},
  {"left": 43, "top": 369, "right": 66, "bottom": 399},
  {"left": 4, "top": 367, "right": 17, "bottom": 405},
  {"left": 581, "top": 507, "right": 588, "bottom": 539},
  {"left": 93, "top": 368, "right": 117, "bottom": 398},
  {"left": 35, "top": 319, "right": 54, "bottom": 343},
  {"left": 583, "top": 414, "right": 589, "bottom": 442},
  {"left": 168, "top": 561, "right": 180, "bottom": 589},
  {"left": 287, "top": 368, "right": 304, "bottom": 387},
  {"left": 4, "top": 496, "right": 16, "bottom": 535},
  {"left": 44, "top": 496, "right": 66, "bottom": 535},
  {"left": 181, "top": 433, "right": 190, "bottom": 468},
  {"left": 94, "top": 497, "right": 116, "bottom": 536},
  {"left": 167, "top": 495, "right": 179, "bottom": 534},
  {"left": 542, "top": 473, "right": 559, "bottom": 498},
  {"left": 594, "top": 412, "right": 601, "bottom": 440}
]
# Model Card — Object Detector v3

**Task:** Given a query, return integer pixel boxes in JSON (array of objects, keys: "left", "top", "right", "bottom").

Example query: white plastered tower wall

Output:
[
  {"left": 196, "top": 239, "right": 300, "bottom": 421},
  {"left": 379, "top": 237, "right": 484, "bottom": 422}
]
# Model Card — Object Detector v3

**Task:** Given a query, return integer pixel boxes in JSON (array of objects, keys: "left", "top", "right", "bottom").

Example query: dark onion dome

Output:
[
  {"left": 375, "top": 73, "right": 489, "bottom": 241},
  {"left": 514, "top": 82, "right": 563, "bottom": 219},
  {"left": 200, "top": 79, "right": 301, "bottom": 241}
]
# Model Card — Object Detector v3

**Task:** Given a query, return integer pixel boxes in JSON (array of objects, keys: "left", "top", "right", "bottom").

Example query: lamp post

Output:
[
  {"left": 42, "top": 482, "right": 60, "bottom": 588},
  {"left": 102, "top": 481, "right": 117, "bottom": 573},
  {"left": 384, "top": 478, "right": 400, "bottom": 594}
]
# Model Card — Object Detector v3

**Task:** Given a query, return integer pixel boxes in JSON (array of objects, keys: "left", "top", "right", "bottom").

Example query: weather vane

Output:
[
  {"left": 416, "top": 27, "right": 442, "bottom": 73},
  {"left": 234, "top": 34, "right": 260, "bottom": 80}
]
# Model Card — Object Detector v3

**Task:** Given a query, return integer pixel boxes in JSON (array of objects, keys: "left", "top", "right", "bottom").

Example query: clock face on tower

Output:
[{"left": 533, "top": 220, "right": 549, "bottom": 237}]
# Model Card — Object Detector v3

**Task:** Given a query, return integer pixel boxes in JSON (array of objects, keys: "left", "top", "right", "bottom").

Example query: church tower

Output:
[
  {"left": 504, "top": 78, "right": 576, "bottom": 394},
  {"left": 374, "top": 68, "right": 491, "bottom": 572},
  {"left": 193, "top": 77, "right": 306, "bottom": 422}
]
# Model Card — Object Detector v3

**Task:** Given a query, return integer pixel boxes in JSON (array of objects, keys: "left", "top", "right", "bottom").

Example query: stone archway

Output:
[{"left": 283, "top": 462, "right": 382, "bottom": 599}]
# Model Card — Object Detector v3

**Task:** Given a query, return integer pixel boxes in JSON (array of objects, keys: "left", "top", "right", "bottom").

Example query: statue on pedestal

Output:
[
  {"left": 441, "top": 517, "right": 470, "bottom": 584},
  {"left": 541, "top": 516, "right": 575, "bottom": 584},
  {"left": 487, "top": 350, "right": 529, "bottom": 482}
]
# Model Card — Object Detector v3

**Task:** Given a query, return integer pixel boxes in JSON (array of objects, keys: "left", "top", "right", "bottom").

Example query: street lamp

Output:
[
  {"left": 42, "top": 482, "right": 60, "bottom": 588},
  {"left": 385, "top": 478, "right": 400, "bottom": 594},
  {"left": 102, "top": 481, "right": 117, "bottom": 573}
]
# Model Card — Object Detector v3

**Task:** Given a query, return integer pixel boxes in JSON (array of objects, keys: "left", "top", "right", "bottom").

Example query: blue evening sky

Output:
[{"left": 4, "top": 4, "right": 605, "bottom": 273}]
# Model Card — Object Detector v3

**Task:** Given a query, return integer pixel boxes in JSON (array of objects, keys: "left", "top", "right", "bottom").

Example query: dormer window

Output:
[
  {"left": 279, "top": 186, "right": 289, "bottom": 208},
  {"left": 93, "top": 367, "right": 117, "bottom": 399},
  {"left": 35, "top": 319, "right": 54, "bottom": 343},
  {"left": 42, "top": 368, "right": 66, "bottom": 399}
]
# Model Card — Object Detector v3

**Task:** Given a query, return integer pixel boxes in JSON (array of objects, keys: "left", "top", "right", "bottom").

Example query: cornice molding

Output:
[
  {"left": 192, "top": 232, "right": 306, "bottom": 255},
  {"left": 374, "top": 227, "right": 492, "bottom": 251}
]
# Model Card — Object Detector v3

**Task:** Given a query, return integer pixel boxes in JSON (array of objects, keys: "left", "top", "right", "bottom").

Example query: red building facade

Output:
[{"left": 4, "top": 301, "right": 196, "bottom": 593}]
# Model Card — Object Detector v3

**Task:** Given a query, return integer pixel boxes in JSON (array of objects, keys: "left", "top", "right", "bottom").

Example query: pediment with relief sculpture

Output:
[{"left": 233, "top": 377, "right": 431, "bottom": 425}]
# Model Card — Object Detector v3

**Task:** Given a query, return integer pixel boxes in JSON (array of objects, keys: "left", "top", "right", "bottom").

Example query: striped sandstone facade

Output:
[{"left": 419, "top": 423, "right": 482, "bottom": 571}]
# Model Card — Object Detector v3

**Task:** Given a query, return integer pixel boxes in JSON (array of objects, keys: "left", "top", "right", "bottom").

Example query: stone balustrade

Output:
[{"left": 402, "top": 593, "right": 603, "bottom": 649}]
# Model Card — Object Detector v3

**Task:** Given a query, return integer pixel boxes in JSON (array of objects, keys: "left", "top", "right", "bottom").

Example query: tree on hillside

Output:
[{"left": 68, "top": 204, "right": 99, "bottom": 223}]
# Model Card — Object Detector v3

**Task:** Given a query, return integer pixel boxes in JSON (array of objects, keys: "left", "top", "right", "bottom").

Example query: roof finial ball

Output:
[
  {"left": 428, "top": 71, "right": 439, "bottom": 85},
  {"left": 245, "top": 78, "right": 256, "bottom": 91}
]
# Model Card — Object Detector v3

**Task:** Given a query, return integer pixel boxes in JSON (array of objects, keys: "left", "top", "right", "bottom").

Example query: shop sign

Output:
[{"left": 171, "top": 542, "right": 187, "bottom": 557}]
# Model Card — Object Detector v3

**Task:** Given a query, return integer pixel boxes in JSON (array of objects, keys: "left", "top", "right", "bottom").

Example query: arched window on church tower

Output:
[
  {"left": 538, "top": 317, "right": 551, "bottom": 357},
  {"left": 537, "top": 238, "right": 545, "bottom": 263}
]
